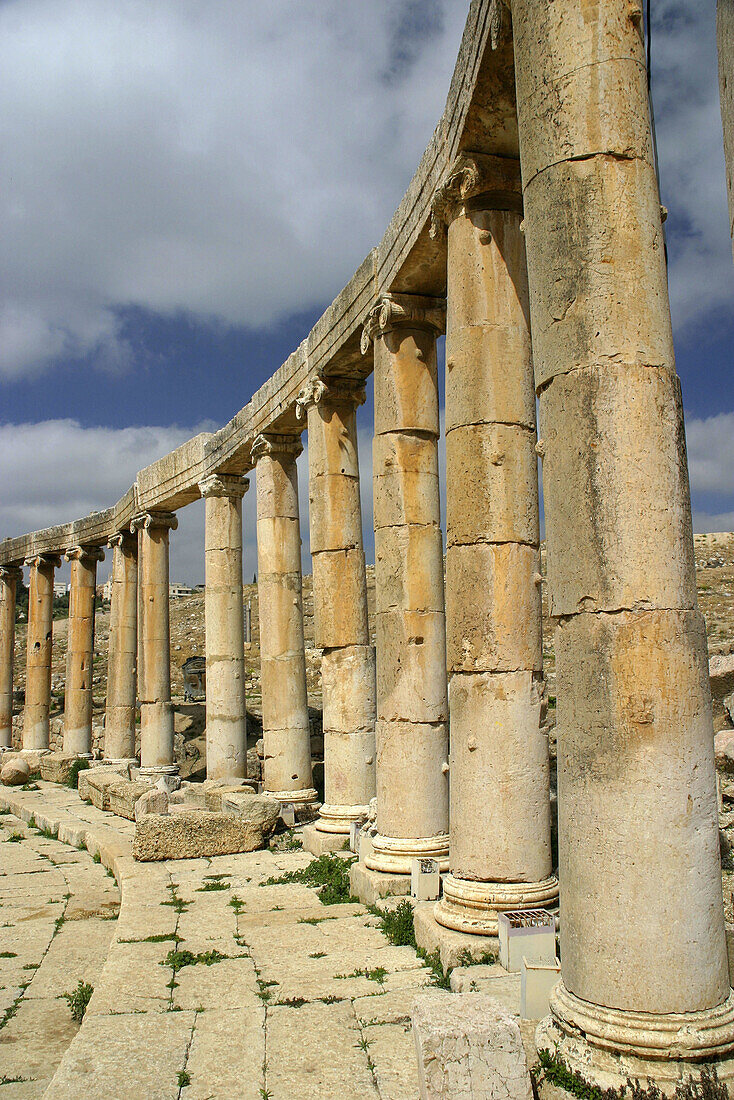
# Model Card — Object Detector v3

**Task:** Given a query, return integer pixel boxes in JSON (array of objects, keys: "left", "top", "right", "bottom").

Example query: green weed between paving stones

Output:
[
  {"left": 261, "top": 854, "right": 356, "bottom": 904},
  {"left": 63, "top": 980, "right": 93, "bottom": 1023},
  {"left": 66, "top": 758, "right": 90, "bottom": 788},
  {"left": 533, "top": 1054, "right": 732, "bottom": 1100},
  {"left": 370, "top": 900, "right": 452, "bottom": 988},
  {"left": 161, "top": 949, "right": 228, "bottom": 971},
  {"left": 0, "top": 951, "right": 17, "bottom": 959},
  {"left": 197, "top": 880, "right": 230, "bottom": 892},
  {"left": 177, "top": 1070, "right": 191, "bottom": 1088},
  {"left": 229, "top": 895, "right": 244, "bottom": 913}
]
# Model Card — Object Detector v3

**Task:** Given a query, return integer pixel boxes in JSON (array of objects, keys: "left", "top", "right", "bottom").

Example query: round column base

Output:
[
  {"left": 538, "top": 982, "right": 734, "bottom": 1094},
  {"left": 265, "top": 788, "right": 319, "bottom": 807},
  {"left": 139, "top": 764, "right": 179, "bottom": 778},
  {"left": 366, "top": 833, "right": 450, "bottom": 874},
  {"left": 315, "top": 803, "right": 369, "bottom": 835},
  {"left": 435, "top": 873, "right": 559, "bottom": 935}
]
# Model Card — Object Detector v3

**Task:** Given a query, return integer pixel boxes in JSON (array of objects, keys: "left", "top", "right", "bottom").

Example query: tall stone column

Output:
[
  {"left": 362, "top": 294, "right": 449, "bottom": 875},
  {"left": 131, "top": 511, "right": 178, "bottom": 776},
  {"left": 296, "top": 376, "right": 376, "bottom": 843},
  {"left": 199, "top": 473, "right": 249, "bottom": 781},
  {"left": 63, "top": 544, "right": 104, "bottom": 757},
  {"left": 0, "top": 566, "right": 22, "bottom": 749},
  {"left": 23, "top": 554, "right": 60, "bottom": 750},
  {"left": 719, "top": 0, "right": 734, "bottom": 261},
  {"left": 253, "top": 432, "right": 317, "bottom": 806},
  {"left": 105, "top": 532, "right": 138, "bottom": 762},
  {"left": 514, "top": 0, "right": 734, "bottom": 1087},
  {"left": 432, "top": 152, "right": 558, "bottom": 935}
]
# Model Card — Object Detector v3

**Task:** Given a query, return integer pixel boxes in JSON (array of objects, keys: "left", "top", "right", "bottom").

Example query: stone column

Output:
[
  {"left": 362, "top": 294, "right": 449, "bottom": 875},
  {"left": 719, "top": 0, "right": 734, "bottom": 261},
  {"left": 253, "top": 432, "right": 317, "bottom": 806},
  {"left": 199, "top": 473, "right": 249, "bottom": 781},
  {"left": 0, "top": 566, "right": 22, "bottom": 749},
  {"left": 63, "top": 544, "right": 104, "bottom": 757},
  {"left": 104, "top": 532, "right": 138, "bottom": 762},
  {"left": 430, "top": 153, "right": 558, "bottom": 936},
  {"left": 23, "top": 554, "right": 60, "bottom": 750},
  {"left": 131, "top": 511, "right": 178, "bottom": 776},
  {"left": 296, "top": 376, "right": 376, "bottom": 844},
  {"left": 513, "top": 0, "right": 734, "bottom": 1087}
]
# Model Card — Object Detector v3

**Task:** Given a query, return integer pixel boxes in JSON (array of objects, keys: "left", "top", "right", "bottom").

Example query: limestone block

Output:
[
  {"left": 39, "top": 753, "right": 79, "bottom": 785},
  {"left": 1, "top": 756, "right": 29, "bottom": 786},
  {"left": 412, "top": 991, "right": 532, "bottom": 1100},
  {"left": 109, "top": 779, "right": 155, "bottom": 821},
  {"left": 257, "top": 574, "right": 305, "bottom": 660},
  {"left": 446, "top": 544, "right": 541, "bottom": 674},
  {"left": 446, "top": 423, "right": 539, "bottom": 547},
  {"left": 446, "top": 205, "right": 528, "bottom": 327},
  {"left": 445, "top": 326, "right": 535, "bottom": 432},
  {"left": 247, "top": 747, "right": 261, "bottom": 780},
  {"left": 375, "top": 526, "right": 445, "bottom": 616},
  {"left": 376, "top": 719, "right": 448, "bottom": 840},
  {"left": 309, "top": 473, "right": 362, "bottom": 553},
  {"left": 260, "top": 655, "right": 310, "bottom": 731},
  {"left": 262, "top": 726, "right": 313, "bottom": 795},
  {"left": 15, "top": 748, "right": 49, "bottom": 772},
  {"left": 134, "top": 788, "right": 169, "bottom": 820},
  {"left": 254, "top": 517, "right": 302, "bottom": 575},
  {"left": 307, "top": 402, "right": 360, "bottom": 479},
  {"left": 448, "top": 671, "right": 551, "bottom": 883},
  {"left": 376, "top": 611, "right": 448, "bottom": 723},
  {"left": 255, "top": 454, "right": 299, "bottom": 520},
  {"left": 556, "top": 608, "right": 729, "bottom": 1014},
  {"left": 312, "top": 549, "right": 369, "bottom": 647},
  {"left": 321, "top": 645, "right": 376, "bottom": 734},
  {"left": 716, "top": 731, "right": 734, "bottom": 773},
  {"left": 373, "top": 434, "right": 440, "bottom": 529},
  {"left": 132, "top": 810, "right": 274, "bottom": 861},
  {"left": 78, "top": 768, "right": 127, "bottom": 810},
  {"left": 523, "top": 157, "right": 671, "bottom": 389},
  {"left": 220, "top": 791, "right": 280, "bottom": 833},
  {"left": 324, "top": 729, "right": 376, "bottom": 809},
  {"left": 374, "top": 329, "right": 440, "bottom": 437},
  {"left": 203, "top": 780, "right": 258, "bottom": 812}
]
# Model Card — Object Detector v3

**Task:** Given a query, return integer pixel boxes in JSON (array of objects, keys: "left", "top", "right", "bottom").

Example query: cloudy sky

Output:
[{"left": 0, "top": 0, "right": 732, "bottom": 584}]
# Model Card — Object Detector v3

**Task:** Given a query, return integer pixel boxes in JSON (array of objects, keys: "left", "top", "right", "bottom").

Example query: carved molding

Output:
[
  {"left": 0, "top": 565, "right": 23, "bottom": 583},
  {"left": 251, "top": 433, "right": 303, "bottom": 463},
  {"left": 295, "top": 375, "right": 366, "bottom": 420},
  {"left": 198, "top": 473, "right": 250, "bottom": 500},
  {"left": 488, "top": 0, "right": 511, "bottom": 51},
  {"left": 130, "top": 511, "right": 179, "bottom": 534},
  {"left": 360, "top": 294, "right": 446, "bottom": 354},
  {"left": 65, "top": 545, "right": 105, "bottom": 565},
  {"left": 430, "top": 152, "right": 522, "bottom": 237},
  {"left": 23, "top": 554, "right": 62, "bottom": 570},
  {"left": 108, "top": 532, "right": 137, "bottom": 551}
]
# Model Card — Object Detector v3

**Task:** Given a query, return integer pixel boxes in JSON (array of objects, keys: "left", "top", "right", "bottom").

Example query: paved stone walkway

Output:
[{"left": 0, "top": 784, "right": 432, "bottom": 1099}]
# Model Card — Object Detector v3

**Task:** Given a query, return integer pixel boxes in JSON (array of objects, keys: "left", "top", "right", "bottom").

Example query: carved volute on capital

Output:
[
  {"left": 198, "top": 474, "right": 250, "bottom": 500},
  {"left": 251, "top": 433, "right": 304, "bottom": 464},
  {"left": 295, "top": 375, "right": 366, "bottom": 420},
  {"left": 65, "top": 545, "right": 105, "bottom": 565},
  {"left": 108, "top": 531, "right": 137, "bottom": 552},
  {"left": 430, "top": 152, "right": 523, "bottom": 238},
  {"left": 130, "top": 511, "right": 179, "bottom": 535},
  {"left": 360, "top": 294, "right": 446, "bottom": 354},
  {"left": 23, "top": 554, "right": 62, "bottom": 571},
  {"left": 0, "top": 565, "right": 23, "bottom": 584}
]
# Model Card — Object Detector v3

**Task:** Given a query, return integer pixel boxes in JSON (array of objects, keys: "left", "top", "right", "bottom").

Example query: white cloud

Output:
[
  {"left": 0, "top": 0, "right": 467, "bottom": 378},
  {"left": 686, "top": 411, "right": 734, "bottom": 495}
]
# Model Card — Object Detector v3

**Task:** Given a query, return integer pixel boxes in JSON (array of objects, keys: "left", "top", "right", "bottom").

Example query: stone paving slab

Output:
[{"left": 182, "top": 1006, "right": 265, "bottom": 1100}]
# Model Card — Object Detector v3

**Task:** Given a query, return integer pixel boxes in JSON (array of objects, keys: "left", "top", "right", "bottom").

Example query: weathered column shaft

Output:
[
  {"left": 23, "top": 554, "right": 60, "bottom": 750},
  {"left": 132, "top": 511, "right": 177, "bottom": 775},
  {"left": 433, "top": 153, "right": 557, "bottom": 934},
  {"left": 199, "top": 473, "right": 249, "bottom": 781},
  {"left": 363, "top": 294, "right": 449, "bottom": 874},
  {"left": 514, "top": 0, "right": 734, "bottom": 1084},
  {"left": 254, "top": 433, "right": 316, "bottom": 805},
  {"left": 0, "top": 567, "right": 22, "bottom": 748},
  {"left": 105, "top": 533, "right": 138, "bottom": 761},
  {"left": 719, "top": 0, "right": 734, "bottom": 260},
  {"left": 298, "top": 377, "right": 376, "bottom": 834},
  {"left": 63, "top": 545, "right": 103, "bottom": 756}
]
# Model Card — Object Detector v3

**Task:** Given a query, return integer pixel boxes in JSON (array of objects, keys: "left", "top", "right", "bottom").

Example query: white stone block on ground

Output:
[
  {"left": 520, "top": 956, "right": 561, "bottom": 1020},
  {"left": 412, "top": 991, "right": 532, "bottom": 1100},
  {"left": 134, "top": 788, "right": 169, "bottom": 820},
  {"left": 132, "top": 809, "right": 277, "bottom": 861}
]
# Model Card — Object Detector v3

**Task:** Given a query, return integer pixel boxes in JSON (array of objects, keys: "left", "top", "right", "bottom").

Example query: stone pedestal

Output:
[
  {"left": 297, "top": 376, "right": 376, "bottom": 852},
  {"left": 0, "top": 566, "right": 22, "bottom": 748},
  {"left": 105, "top": 532, "right": 138, "bottom": 762},
  {"left": 199, "top": 473, "right": 249, "bottom": 781},
  {"left": 253, "top": 433, "right": 317, "bottom": 806},
  {"left": 23, "top": 554, "right": 60, "bottom": 750},
  {"left": 63, "top": 545, "right": 104, "bottom": 757},
  {"left": 514, "top": 0, "right": 734, "bottom": 1086},
  {"left": 431, "top": 153, "right": 557, "bottom": 936},
  {"left": 131, "top": 512, "right": 178, "bottom": 777},
  {"left": 359, "top": 294, "right": 449, "bottom": 883}
]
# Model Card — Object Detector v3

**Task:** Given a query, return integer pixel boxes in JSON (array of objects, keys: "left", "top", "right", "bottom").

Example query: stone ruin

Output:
[{"left": 1, "top": 0, "right": 734, "bottom": 1094}]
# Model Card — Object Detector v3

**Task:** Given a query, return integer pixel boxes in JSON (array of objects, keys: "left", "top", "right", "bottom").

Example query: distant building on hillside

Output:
[
  {"left": 53, "top": 582, "right": 69, "bottom": 597},
  {"left": 169, "top": 583, "right": 195, "bottom": 599}
]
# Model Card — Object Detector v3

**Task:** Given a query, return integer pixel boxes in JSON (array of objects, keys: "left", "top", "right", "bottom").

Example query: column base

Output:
[
  {"left": 139, "top": 764, "right": 180, "bottom": 778},
  {"left": 349, "top": 860, "right": 412, "bottom": 906},
  {"left": 315, "top": 802, "right": 369, "bottom": 835},
  {"left": 302, "top": 823, "right": 351, "bottom": 856},
  {"left": 413, "top": 902, "right": 499, "bottom": 972},
  {"left": 434, "top": 873, "right": 559, "bottom": 936},
  {"left": 265, "top": 787, "right": 319, "bottom": 808},
  {"left": 366, "top": 832, "right": 450, "bottom": 874},
  {"left": 538, "top": 982, "right": 734, "bottom": 1094}
]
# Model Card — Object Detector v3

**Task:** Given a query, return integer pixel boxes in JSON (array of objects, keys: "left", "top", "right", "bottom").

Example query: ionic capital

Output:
[
  {"left": 251, "top": 433, "right": 303, "bottom": 464},
  {"left": 0, "top": 565, "right": 23, "bottom": 583},
  {"left": 108, "top": 531, "right": 137, "bottom": 552},
  {"left": 65, "top": 545, "right": 105, "bottom": 565},
  {"left": 430, "top": 152, "right": 522, "bottom": 237},
  {"left": 295, "top": 375, "right": 366, "bottom": 420},
  {"left": 360, "top": 294, "right": 445, "bottom": 354},
  {"left": 23, "top": 554, "right": 62, "bottom": 570},
  {"left": 130, "top": 511, "right": 179, "bottom": 534},
  {"left": 198, "top": 474, "right": 250, "bottom": 500}
]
